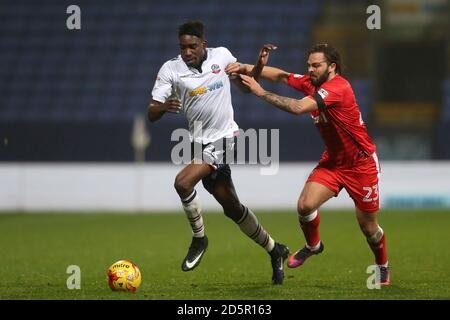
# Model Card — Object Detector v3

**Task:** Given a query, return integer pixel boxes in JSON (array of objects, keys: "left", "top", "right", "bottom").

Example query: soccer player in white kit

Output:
[{"left": 148, "top": 21, "right": 289, "bottom": 285}]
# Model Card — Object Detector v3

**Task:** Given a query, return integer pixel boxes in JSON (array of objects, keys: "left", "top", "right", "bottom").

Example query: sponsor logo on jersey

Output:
[
  {"left": 211, "top": 64, "right": 221, "bottom": 74},
  {"left": 318, "top": 88, "right": 328, "bottom": 99},
  {"left": 189, "top": 80, "right": 224, "bottom": 97},
  {"left": 293, "top": 74, "right": 304, "bottom": 78},
  {"left": 180, "top": 73, "right": 204, "bottom": 78}
]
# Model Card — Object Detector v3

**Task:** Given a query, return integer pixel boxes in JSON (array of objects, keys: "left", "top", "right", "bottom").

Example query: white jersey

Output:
[{"left": 152, "top": 47, "right": 239, "bottom": 144}]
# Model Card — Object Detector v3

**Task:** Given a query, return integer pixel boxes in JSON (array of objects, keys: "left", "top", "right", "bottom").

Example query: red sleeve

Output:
[
  {"left": 308, "top": 80, "right": 343, "bottom": 108},
  {"left": 287, "top": 73, "right": 315, "bottom": 96}
]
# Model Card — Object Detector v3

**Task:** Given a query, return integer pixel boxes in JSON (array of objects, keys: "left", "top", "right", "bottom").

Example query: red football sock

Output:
[
  {"left": 299, "top": 211, "right": 321, "bottom": 248},
  {"left": 368, "top": 233, "right": 388, "bottom": 265}
]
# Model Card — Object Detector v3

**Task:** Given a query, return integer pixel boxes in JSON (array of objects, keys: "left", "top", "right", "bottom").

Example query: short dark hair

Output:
[
  {"left": 178, "top": 21, "right": 205, "bottom": 38},
  {"left": 307, "top": 43, "right": 342, "bottom": 74}
]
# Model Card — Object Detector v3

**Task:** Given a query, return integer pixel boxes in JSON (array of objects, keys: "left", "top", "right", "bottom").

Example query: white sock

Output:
[
  {"left": 299, "top": 210, "right": 318, "bottom": 223},
  {"left": 306, "top": 241, "right": 321, "bottom": 251},
  {"left": 237, "top": 206, "right": 275, "bottom": 252},
  {"left": 181, "top": 190, "right": 205, "bottom": 238}
]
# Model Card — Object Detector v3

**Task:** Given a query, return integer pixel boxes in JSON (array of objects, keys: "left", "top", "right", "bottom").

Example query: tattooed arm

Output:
[{"left": 239, "top": 74, "right": 318, "bottom": 115}]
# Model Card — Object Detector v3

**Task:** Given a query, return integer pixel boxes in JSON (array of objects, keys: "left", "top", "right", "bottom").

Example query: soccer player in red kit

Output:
[{"left": 225, "top": 43, "right": 390, "bottom": 285}]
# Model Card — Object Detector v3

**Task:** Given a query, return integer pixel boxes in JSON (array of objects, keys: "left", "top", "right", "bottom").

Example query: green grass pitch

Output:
[{"left": 1, "top": 209, "right": 449, "bottom": 300}]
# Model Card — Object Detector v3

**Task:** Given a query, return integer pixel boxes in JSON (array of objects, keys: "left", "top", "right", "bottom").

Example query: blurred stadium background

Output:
[
  {"left": 1, "top": 0, "right": 450, "bottom": 300},
  {"left": 0, "top": 0, "right": 449, "bottom": 211}
]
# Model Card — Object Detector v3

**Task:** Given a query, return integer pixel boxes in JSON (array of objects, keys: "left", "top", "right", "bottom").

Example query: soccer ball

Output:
[{"left": 107, "top": 260, "right": 142, "bottom": 292}]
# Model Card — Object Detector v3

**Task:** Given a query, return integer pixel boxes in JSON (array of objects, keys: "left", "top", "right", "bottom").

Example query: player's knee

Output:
[
  {"left": 223, "top": 203, "right": 244, "bottom": 222},
  {"left": 358, "top": 221, "right": 377, "bottom": 237},
  {"left": 297, "top": 198, "right": 316, "bottom": 216},
  {"left": 174, "top": 175, "right": 193, "bottom": 197}
]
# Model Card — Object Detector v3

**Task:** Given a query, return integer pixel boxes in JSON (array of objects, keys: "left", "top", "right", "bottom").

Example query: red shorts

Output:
[{"left": 306, "top": 153, "right": 381, "bottom": 213}]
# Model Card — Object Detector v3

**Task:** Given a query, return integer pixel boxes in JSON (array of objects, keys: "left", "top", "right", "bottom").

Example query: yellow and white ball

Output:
[{"left": 107, "top": 260, "right": 141, "bottom": 292}]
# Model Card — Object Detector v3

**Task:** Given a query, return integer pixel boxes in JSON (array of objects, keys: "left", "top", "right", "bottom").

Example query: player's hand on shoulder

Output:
[
  {"left": 225, "top": 62, "right": 246, "bottom": 79},
  {"left": 239, "top": 74, "right": 265, "bottom": 97}
]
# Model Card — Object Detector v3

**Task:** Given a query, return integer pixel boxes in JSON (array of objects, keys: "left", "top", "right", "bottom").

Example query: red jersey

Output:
[{"left": 287, "top": 73, "right": 376, "bottom": 167}]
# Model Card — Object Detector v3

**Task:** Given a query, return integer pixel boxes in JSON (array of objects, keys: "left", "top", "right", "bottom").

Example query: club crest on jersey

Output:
[{"left": 211, "top": 64, "right": 221, "bottom": 74}]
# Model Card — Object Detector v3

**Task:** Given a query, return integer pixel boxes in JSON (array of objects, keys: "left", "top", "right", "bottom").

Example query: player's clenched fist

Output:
[
  {"left": 150, "top": 98, "right": 181, "bottom": 114},
  {"left": 163, "top": 98, "right": 182, "bottom": 113},
  {"left": 257, "top": 44, "right": 277, "bottom": 67}
]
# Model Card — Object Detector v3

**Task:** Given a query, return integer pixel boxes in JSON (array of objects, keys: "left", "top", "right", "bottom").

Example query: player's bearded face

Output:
[
  {"left": 310, "top": 68, "right": 330, "bottom": 87},
  {"left": 179, "top": 35, "right": 207, "bottom": 68},
  {"left": 308, "top": 53, "right": 332, "bottom": 87}
]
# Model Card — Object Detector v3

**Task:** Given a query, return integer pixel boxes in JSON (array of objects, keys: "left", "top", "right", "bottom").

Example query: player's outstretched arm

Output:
[
  {"left": 147, "top": 98, "right": 181, "bottom": 122},
  {"left": 251, "top": 44, "right": 277, "bottom": 82},
  {"left": 239, "top": 74, "right": 317, "bottom": 115},
  {"left": 226, "top": 63, "right": 290, "bottom": 85}
]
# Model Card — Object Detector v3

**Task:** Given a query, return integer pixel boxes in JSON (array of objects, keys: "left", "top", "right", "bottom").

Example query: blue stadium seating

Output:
[
  {"left": 441, "top": 79, "right": 450, "bottom": 122},
  {"left": 435, "top": 79, "right": 450, "bottom": 159},
  {"left": 0, "top": 0, "right": 322, "bottom": 123},
  {"left": 2, "top": 1, "right": 447, "bottom": 162}
]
